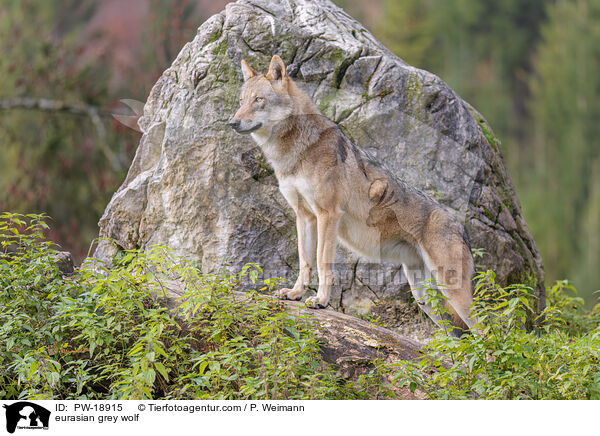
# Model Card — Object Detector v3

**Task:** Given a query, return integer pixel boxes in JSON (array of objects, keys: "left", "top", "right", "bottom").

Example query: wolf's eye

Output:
[{"left": 254, "top": 97, "right": 264, "bottom": 103}]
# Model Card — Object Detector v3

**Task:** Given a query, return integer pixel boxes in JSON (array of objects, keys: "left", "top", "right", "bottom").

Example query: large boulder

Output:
[{"left": 94, "top": 0, "right": 545, "bottom": 314}]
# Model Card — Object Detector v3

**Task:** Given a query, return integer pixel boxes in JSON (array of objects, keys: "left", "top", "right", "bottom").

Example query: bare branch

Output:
[
  {"left": 0, "top": 97, "right": 113, "bottom": 117},
  {"left": 0, "top": 97, "right": 125, "bottom": 171}
]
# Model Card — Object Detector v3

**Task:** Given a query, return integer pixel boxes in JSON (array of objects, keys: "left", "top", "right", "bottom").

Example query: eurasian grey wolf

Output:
[{"left": 229, "top": 55, "right": 477, "bottom": 336}]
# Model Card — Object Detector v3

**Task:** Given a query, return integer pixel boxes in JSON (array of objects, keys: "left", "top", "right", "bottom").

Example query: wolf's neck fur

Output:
[{"left": 252, "top": 80, "right": 331, "bottom": 176}]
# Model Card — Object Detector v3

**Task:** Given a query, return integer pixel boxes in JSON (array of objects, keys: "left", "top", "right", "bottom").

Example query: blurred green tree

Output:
[
  {"left": 0, "top": 0, "right": 126, "bottom": 261},
  {"left": 525, "top": 0, "right": 600, "bottom": 301},
  {"left": 0, "top": 0, "right": 201, "bottom": 262}
]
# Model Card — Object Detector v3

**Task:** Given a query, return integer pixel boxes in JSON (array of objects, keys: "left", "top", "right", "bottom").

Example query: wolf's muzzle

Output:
[
  {"left": 228, "top": 118, "right": 262, "bottom": 134},
  {"left": 228, "top": 118, "right": 241, "bottom": 130}
]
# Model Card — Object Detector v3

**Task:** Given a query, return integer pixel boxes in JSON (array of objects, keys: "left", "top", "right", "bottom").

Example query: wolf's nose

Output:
[{"left": 228, "top": 118, "right": 241, "bottom": 130}]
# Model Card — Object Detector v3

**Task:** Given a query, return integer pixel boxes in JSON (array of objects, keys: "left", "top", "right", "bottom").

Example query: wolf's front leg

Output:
[
  {"left": 305, "top": 209, "right": 340, "bottom": 309},
  {"left": 275, "top": 207, "right": 316, "bottom": 301}
]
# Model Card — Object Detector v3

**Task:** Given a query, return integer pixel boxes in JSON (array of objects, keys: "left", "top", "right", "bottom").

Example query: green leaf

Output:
[
  {"left": 468, "top": 355, "right": 477, "bottom": 372},
  {"left": 249, "top": 269, "right": 258, "bottom": 284},
  {"left": 47, "top": 371, "right": 60, "bottom": 386},
  {"left": 284, "top": 326, "right": 300, "bottom": 340},
  {"left": 154, "top": 362, "right": 169, "bottom": 381},
  {"left": 142, "top": 369, "right": 156, "bottom": 385},
  {"left": 28, "top": 361, "right": 39, "bottom": 379},
  {"left": 197, "top": 361, "right": 209, "bottom": 375}
]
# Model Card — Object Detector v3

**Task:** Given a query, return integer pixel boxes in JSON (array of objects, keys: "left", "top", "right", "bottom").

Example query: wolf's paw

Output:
[
  {"left": 305, "top": 296, "right": 328, "bottom": 309},
  {"left": 274, "top": 288, "right": 303, "bottom": 301}
]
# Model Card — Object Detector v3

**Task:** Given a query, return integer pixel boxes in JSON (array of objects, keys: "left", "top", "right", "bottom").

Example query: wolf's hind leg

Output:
[{"left": 276, "top": 206, "right": 317, "bottom": 301}]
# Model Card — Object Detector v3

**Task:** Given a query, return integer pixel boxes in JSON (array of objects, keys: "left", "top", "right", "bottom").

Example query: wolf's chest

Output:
[
  {"left": 253, "top": 134, "right": 303, "bottom": 175},
  {"left": 278, "top": 176, "right": 318, "bottom": 213}
]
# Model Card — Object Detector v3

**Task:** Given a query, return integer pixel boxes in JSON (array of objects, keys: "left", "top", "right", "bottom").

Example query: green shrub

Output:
[
  {"left": 543, "top": 280, "right": 600, "bottom": 335},
  {"left": 0, "top": 212, "right": 363, "bottom": 400},
  {"left": 391, "top": 271, "right": 600, "bottom": 399},
  {"left": 3, "top": 212, "right": 599, "bottom": 400}
]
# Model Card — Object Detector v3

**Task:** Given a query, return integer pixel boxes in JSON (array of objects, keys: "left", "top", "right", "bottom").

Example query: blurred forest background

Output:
[{"left": 0, "top": 0, "right": 598, "bottom": 303}]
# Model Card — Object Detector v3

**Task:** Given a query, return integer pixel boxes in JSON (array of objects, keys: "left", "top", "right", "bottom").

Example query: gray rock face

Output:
[{"left": 94, "top": 0, "right": 545, "bottom": 314}]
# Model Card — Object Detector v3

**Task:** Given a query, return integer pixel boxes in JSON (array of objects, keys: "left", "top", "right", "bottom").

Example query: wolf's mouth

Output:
[{"left": 235, "top": 123, "right": 262, "bottom": 134}]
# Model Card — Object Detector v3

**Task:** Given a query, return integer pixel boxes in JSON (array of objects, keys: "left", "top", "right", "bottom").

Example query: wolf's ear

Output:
[
  {"left": 241, "top": 60, "right": 258, "bottom": 81},
  {"left": 266, "top": 55, "right": 287, "bottom": 82}
]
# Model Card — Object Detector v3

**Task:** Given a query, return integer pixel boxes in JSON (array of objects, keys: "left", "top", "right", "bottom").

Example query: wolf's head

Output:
[{"left": 229, "top": 55, "right": 296, "bottom": 136}]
